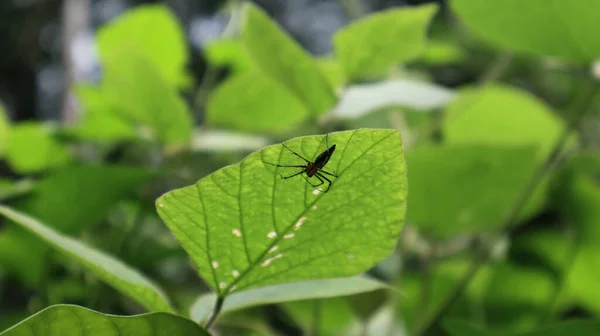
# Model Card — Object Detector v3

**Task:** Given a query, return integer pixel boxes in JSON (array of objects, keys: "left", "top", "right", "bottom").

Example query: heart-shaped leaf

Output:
[
  {"left": 0, "top": 305, "right": 208, "bottom": 336},
  {"left": 156, "top": 129, "right": 407, "bottom": 295}
]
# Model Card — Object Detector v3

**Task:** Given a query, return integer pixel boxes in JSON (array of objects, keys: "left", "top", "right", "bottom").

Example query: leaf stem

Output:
[
  {"left": 417, "top": 77, "right": 600, "bottom": 336},
  {"left": 204, "top": 295, "right": 225, "bottom": 330}
]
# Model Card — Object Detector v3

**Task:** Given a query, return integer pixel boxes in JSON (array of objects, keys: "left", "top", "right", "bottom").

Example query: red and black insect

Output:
[{"left": 263, "top": 135, "right": 338, "bottom": 192}]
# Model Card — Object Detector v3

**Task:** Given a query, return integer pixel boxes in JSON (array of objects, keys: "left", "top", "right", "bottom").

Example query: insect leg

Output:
[
  {"left": 262, "top": 161, "right": 306, "bottom": 169},
  {"left": 318, "top": 169, "right": 338, "bottom": 178},
  {"left": 281, "top": 170, "right": 307, "bottom": 179},
  {"left": 316, "top": 173, "right": 333, "bottom": 192},
  {"left": 302, "top": 174, "right": 323, "bottom": 189},
  {"left": 282, "top": 143, "right": 311, "bottom": 164}
]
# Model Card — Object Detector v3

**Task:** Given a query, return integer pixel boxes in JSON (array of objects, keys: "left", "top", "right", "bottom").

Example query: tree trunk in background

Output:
[{"left": 61, "top": 0, "right": 90, "bottom": 125}]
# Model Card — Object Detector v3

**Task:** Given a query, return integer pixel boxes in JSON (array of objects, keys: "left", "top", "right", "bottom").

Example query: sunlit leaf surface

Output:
[{"left": 157, "top": 129, "right": 407, "bottom": 294}]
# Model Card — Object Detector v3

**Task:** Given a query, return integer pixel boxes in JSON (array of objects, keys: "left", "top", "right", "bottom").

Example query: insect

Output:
[{"left": 263, "top": 134, "right": 338, "bottom": 192}]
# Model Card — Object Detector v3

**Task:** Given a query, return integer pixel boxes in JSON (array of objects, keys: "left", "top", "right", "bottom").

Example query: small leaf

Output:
[
  {"left": 332, "top": 79, "right": 455, "bottom": 119},
  {"left": 0, "top": 165, "right": 155, "bottom": 284},
  {"left": 97, "top": 4, "right": 189, "bottom": 87},
  {"left": 0, "top": 206, "right": 173, "bottom": 312},
  {"left": 157, "top": 129, "right": 407, "bottom": 294},
  {"left": 190, "top": 276, "right": 391, "bottom": 323},
  {"left": 6, "top": 122, "right": 71, "bottom": 174},
  {"left": 406, "top": 145, "right": 540, "bottom": 237},
  {"left": 443, "top": 85, "right": 567, "bottom": 160},
  {"left": 282, "top": 298, "right": 357, "bottom": 336},
  {"left": 204, "top": 39, "right": 253, "bottom": 73},
  {"left": 0, "top": 305, "right": 209, "bottom": 336},
  {"left": 0, "top": 102, "right": 9, "bottom": 156},
  {"left": 206, "top": 71, "right": 309, "bottom": 132},
  {"left": 333, "top": 4, "right": 438, "bottom": 80},
  {"left": 102, "top": 51, "right": 193, "bottom": 145},
  {"left": 444, "top": 319, "right": 600, "bottom": 336},
  {"left": 240, "top": 3, "right": 337, "bottom": 115},
  {"left": 70, "top": 84, "right": 137, "bottom": 142},
  {"left": 452, "top": 0, "right": 600, "bottom": 63}
]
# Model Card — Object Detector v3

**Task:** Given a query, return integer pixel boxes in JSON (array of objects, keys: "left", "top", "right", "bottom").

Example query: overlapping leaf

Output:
[
  {"left": 0, "top": 206, "right": 172, "bottom": 312},
  {"left": 157, "top": 129, "right": 407, "bottom": 295},
  {"left": 0, "top": 305, "right": 208, "bottom": 336}
]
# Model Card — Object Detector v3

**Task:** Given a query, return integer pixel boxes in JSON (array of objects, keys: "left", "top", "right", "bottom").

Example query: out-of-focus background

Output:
[{"left": 1, "top": 0, "right": 600, "bottom": 335}]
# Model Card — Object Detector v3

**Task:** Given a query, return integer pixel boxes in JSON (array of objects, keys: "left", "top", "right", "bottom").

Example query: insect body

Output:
[{"left": 263, "top": 135, "right": 338, "bottom": 192}]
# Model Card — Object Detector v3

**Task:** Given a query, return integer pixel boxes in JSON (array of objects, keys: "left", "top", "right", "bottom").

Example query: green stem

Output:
[
  {"left": 311, "top": 299, "right": 322, "bottom": 336},
  {"left": 204, "top": 295, "right": 225, "bottom": 329},
  {"left": 418, "top": 78, "right": 600, "bottom": 336}
]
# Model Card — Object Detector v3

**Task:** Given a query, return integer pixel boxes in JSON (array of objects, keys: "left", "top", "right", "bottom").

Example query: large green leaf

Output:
[
  {"left": 204, "top": 39, "right": 253, "bottom": 74},
  {"left": 240, "top": 3, "right": 336, "bottom": 115},
  {"left": 444, "top": 319, "right": 600, "bottom": 336},
  {"left": 333, "top": 4, "right": 438, "bottom": 80},
  {"left": 0, "top": 165, "right": 155, "bottom": 284},
  {"left": 0, "top": 206, "right": 172, "bottom": 312},
  {"left": 6, "top": 122, "right": 72, "bottom": 174},
  {"left": 443, "top": 85, "right": 566, "bottom": 160},
  {"left": 189, "top": 276, "right": 390, "bottom": 322},
  {"left": 157, "top": 129, "right": 407, "bottom": 294},
  {"left": 0, "top": 305, "right": 208, "bottom": 336},
  {"left": 0, "top": 102, "right": 9, "bottom": 156},
  {"left": 97, "top": 4, "right": 189, "bottom": 87},
  {"left": 406, "top": 145, "right": 540, "bottom": 237},
  {"left": 102, "top": 51, "right": 193, "bottom": 146},
  {"left": 452, "top": 0, "right": 600, "bottom": 63},
  {"left": 206, "top": 71, "right": 309, "bottom": 132}
]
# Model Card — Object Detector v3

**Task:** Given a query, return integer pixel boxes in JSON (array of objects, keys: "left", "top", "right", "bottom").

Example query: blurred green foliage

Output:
[{"left": 1, "top": 0, "right": 600, "bottom": 335}]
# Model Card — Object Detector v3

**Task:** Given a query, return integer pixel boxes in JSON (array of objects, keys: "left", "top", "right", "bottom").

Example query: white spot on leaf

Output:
[
  {"left": 269, "top": 245, "right": 279, "bottom": 253},
  {"left": 219, "top": 282, "right": 226, "bottom": 289},
  {"left": 267, "top": 231, "right": 277, "bottom": 238},
  {"left": 346, "top": 253, "right": 355, "bottom": 259},
  {"left": 312, "top": 205, "right": 317, "bottom": 210},
  {"left": 284, "top": 233, "right": 295, "bottom": 239},
  {"left": 232, "top": 270, "right": 239, "bottom": 277},
  {"left": 261, "top": 253, "right": 283, "bottom": 267},
  {"left": 312, "top": 189, "right": 321, "bottom": 195},
  {"left": 295, "top": 216, "right": 307, "bottom": 230},
  {"left": 158, "top": 203, "right": 164, "bottom": 207},
  {"left": 212, "top": 261, "right": 219, "bottom": 269},
  {"left": 232, "top": 229, "right": 242, "bottom": 237}
]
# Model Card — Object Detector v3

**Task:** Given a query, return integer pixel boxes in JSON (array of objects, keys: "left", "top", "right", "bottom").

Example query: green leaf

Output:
[
  {"left": 204, "top": 39, "right": 253, "bottom": 73},
  {"left": 0, "top": 305, "right": 209, "bottom": 336},
  {"left": 0, "top": 102, "right": 9, "bottom": 156},
  {"left": 406, "top": 145, "right": 540, "bottom": 237},
  {"left": 240, "top": 3, "right": 336, "bottom": 115},
  {"left": 316, "top": 58, "right": 347, "bottom": 89},
  {"left": 6, "top": 122, "right": 72, "bottom": 174},
  {"left": 282, "top": 298, "right": 357, "bottom": 336},
  {"left": 97, "top": 4, "right": 189, "bottom": 87},
  {"left": 421, "top": 40, "right": 467, "bottom": 66},
  {"left": 70, "top": 84, "right": 137, "bottom": 142},
  {"left": 333, "top": 4, "right": 438, "bottom": 80},
  {"left": 0, "top": 206, "right": 173, "bottom": 312},
  {"left": 157, "top": 129, "right": 407, "bottom": 294},
  {"left": 102, "top": 51, "right": 193, "bottom": 145},
  {"left": 444, "top": 319, "right": 600, "bottom": 336},
  {"left": 443, "top": 85, "right": 567, "bottom": 160},
  {"left": 206, "top": 71, "right": 309, "bottom": 132},
  {"left": 452, "top": 0, "right": 600, "bottom": 63},
  {"left": 190, "top": 276, "right": 390, "bottom": 323},
  {"left": 0, "top": 165, "right": 155, "bottom": 284}
]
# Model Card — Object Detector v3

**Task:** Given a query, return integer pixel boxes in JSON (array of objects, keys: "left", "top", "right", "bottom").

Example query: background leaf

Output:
[
  {"left": 240, "top": 2, "right": 336, "bottom": 115},
  {"left": 0, "top": 206, "right": 173, "bottom": 312},
  {"left": 0, "top": 165, "right": 155, "bottom": 284},
  {"left": 189, "top": 276, "right": 391, "bottom": 323},
  {"left": 97, "top": 4, "right": 189, "bottom": 87},
  {"left": 6, "top": 122, "right": 71, "bottom": 174},
  {"left": 406, "top": 145, "right": 540, "bottom": 237},
  {"left": 0, "top": 102, "right": 9, "bottom": 156},
  {"left": 333, "top": 4, "right": 438, "bottom": 80},
  {"left": 206, "top": 71, "right": 309, "bottom": 132},
  {"left": 451, "top": 0, "right": 600, "bottom": 63},
  {"left": 444, "top": 319, "right": 600, "bottom": 336},
  {"left": 0, "top": 305, "right": 208, "bottom": 336},
  {"left": 156, "top": 129, "right": 407, "bottom": 294}
]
